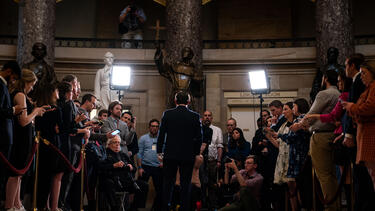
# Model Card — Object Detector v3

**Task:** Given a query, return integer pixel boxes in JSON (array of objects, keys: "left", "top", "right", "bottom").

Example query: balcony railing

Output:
[{"left": 1, "top": 35, "right": 375, "bottom": 49}]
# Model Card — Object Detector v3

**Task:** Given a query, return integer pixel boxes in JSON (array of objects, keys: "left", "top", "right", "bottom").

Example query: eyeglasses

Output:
[
  {"left": 111, "top": 141, "right": 121, "bottom": 145},
  {"left": 227, "top": 124, "right": 234, "bottom": 126},
  {"left": 150, "top": 125, "right": 159, "bottom": 128}
]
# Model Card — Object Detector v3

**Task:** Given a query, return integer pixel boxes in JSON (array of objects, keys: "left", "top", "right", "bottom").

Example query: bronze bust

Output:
[{"left": 24, "top": 42, "right": 57, "bottom": 100}]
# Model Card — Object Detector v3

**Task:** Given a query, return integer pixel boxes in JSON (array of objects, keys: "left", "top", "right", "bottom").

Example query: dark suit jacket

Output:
[
  {"left": 0, "top": 79, "right": 13, "bottom": 158},
  {"left": 157, "top": 105, "right": 203, "bottom": 161},
  {"left": 343, "top": 75, "right": 366, "bottom": 137}
]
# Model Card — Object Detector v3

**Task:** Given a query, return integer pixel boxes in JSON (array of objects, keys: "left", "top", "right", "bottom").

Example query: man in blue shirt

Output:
[{"left": 137, "top": 119, "right": 162, "bottom": 210}]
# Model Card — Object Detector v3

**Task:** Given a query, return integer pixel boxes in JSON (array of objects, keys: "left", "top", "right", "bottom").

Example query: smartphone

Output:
[{"left": 111, "top": 129, "right": 121, "bottom": 136}]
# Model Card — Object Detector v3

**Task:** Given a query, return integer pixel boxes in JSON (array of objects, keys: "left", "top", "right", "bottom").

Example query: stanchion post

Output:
[
  {"left": 32, "top": 132, "right": 40, "bottom": 211},
  {"left": 350, "top": 163, "right": 354, "bottom": 211},
  {"left": 312, "top": 167, "right": 316, "bottom": 211},
  {"left": 95, "top": 178, "right": 99, "bottom": 211},
  {"left": 80, "top": 147, "right": 86, "bottom": 211}
]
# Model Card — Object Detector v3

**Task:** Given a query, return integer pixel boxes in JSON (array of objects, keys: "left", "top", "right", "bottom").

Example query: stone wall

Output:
[{"left": 217, "top": 0, "right": 292, "bottom": 39}]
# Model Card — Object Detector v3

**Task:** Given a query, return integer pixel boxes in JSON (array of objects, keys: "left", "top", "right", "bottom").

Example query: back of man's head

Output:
[
  {"left": 1, "top": 61, "right": 21, "bottom": 78},
  {"left": 323, "top": 69, "right": 338, "bottom": 86},
  {"left": 175, "top": 91, "right": 190, "bottom": 105},
  {"left": 348, "top": 53, "right": 365, "bottom": 71}
]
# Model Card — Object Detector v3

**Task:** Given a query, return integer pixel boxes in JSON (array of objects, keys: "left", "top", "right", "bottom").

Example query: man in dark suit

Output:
[
  {"left": 0, "top": 61, "right": 22, "bottom": 159},
  {"left": 157, "top": 91, "right": 203, "bottom": 211},
  {"left": 343, "top": 54, "right": 375, "bottom": 211},
  {"left": 0, "top": 61, "right": 22, "bottom": 201}
]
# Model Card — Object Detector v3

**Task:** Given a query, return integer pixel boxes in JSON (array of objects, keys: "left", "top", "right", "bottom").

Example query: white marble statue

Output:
[{"left": 94, "top": 52, "right": 119, "bottom": 109}]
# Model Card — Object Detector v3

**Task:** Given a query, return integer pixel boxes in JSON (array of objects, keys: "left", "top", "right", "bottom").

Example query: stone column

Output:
[
  {"left": 165, "top": 0, "right": 203, "bottom": 112},
  {"left": 315, "top": 0, "right": 354, "bottom": 69},
  {"left": 17, "top": 0, "right": 56, "bottom": 67}
]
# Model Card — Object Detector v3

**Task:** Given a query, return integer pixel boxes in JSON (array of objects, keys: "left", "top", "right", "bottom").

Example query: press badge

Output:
[{"left": 152, "top": 144, "right": 157, "bottom": 151}]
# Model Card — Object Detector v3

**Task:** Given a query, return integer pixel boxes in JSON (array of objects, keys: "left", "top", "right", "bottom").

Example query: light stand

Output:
[
  {"left": 248, "top": 70, "right": 270, "bottom": 130},
  {"left": 110, "top": 65, "right": 132, "bottom": 101},
  {"left": 259, "top": 94, "right": 265, "bottom": 127}
]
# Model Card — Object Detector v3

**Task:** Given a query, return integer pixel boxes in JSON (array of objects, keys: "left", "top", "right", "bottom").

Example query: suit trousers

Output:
[
  {"left": 162, "top": 159, "right": 194, "bottom": 211},
  {"left": 310, "top": 132, "right": 339, "bottom": 211},
  {"left": 139, "top": 164, "right": 163, "bottom": 210}
]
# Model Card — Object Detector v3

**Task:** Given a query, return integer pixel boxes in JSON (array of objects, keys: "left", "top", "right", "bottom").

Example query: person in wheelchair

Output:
[{"left": 99, "top": 135, "right": 142, "bottom": 211}]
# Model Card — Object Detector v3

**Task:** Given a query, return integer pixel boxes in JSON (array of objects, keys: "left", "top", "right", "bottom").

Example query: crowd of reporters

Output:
[{"left": 2, "top": 52, "right": 375, "bottom": 211}]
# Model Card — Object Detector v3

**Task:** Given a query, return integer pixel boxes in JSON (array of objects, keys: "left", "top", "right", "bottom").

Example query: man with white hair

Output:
[
  {"left": 94, "top": 52, "right": 119, "bottom": 109},
  {"left": 102, "top": 135, "right": 148, "bottom": 211}
]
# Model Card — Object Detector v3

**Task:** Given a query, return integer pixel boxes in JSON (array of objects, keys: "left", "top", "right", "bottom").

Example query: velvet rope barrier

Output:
[
  {"left": 0, "top": 138, "right": 38, "bottom": 175},
  {"left": 42, "top": 139, "right": 84, "bottom": 173}
]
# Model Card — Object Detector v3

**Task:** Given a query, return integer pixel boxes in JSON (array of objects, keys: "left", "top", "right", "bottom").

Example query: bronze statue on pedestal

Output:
[{"left": 154, "top": 45, "right": 203, "bottom": 108}]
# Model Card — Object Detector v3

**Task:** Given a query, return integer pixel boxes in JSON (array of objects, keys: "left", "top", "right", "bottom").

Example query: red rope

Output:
[
  {"left": 42, "top": 139, "right": 83, "bottom": 173},
  {"left": 0, "top": 142, "right": 38, "bottom": 175}
]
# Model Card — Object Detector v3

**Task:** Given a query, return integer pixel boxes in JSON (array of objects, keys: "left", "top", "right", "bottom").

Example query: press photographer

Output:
[
  {"left": 221, "top": 156, "right": 263, "bottom": 211},
  {"left": 119, "top": 0, "right": 147, "bottom": 48}
]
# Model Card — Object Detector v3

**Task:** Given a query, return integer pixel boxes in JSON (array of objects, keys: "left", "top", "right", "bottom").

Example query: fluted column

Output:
[
  {"left": 315, "top": 0, "right": 354, "bottom": 68},
  {"left": 165, "top": 0, "right": 203, "bottom": 112},
  {"left": 17, "top": 0, "right": 56, "bottom": 67}
]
